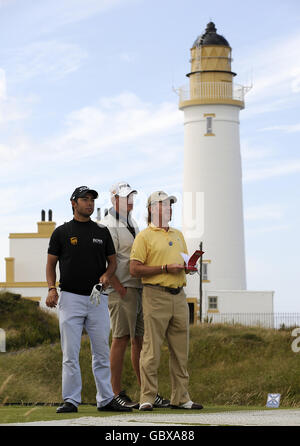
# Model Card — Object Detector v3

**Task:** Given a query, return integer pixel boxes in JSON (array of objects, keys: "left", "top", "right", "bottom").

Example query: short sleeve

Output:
[
  {"left": 48, "top": 227, "right": 62, "bottom": 257},
  {"left": 179, "top": 231, "right": 188, "bottom": 255},
  {"left": 105, "top": 227, "right": 116, "bottom": 257},
  {"left": 130, "top": 232, "right": 147, "bottom": 264}
]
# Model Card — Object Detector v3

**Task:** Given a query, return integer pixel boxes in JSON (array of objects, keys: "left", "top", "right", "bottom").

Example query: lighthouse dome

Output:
[{"left": 193, "top": 22, "right": 230, "bottom": 48}]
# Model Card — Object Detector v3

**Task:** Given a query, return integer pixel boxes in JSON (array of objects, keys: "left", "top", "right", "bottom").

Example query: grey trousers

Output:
[{"left": 58, "top": 291, "right": 114, "bottom": 408}]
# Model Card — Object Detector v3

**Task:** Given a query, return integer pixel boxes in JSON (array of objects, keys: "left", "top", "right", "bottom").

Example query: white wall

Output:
[
  {"left": 182, "top": 104, "right": 246, "bottom": 299},
  {"left": 10, "top": 238, "right": 50, "bottom": 282},
  {"left": 203, "top": 289, "right": 274, "bottom": 318}
]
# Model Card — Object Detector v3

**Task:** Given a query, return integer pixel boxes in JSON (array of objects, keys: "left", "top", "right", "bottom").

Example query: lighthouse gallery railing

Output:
[{"left": 178, "top": 82, "right": 246, "bottom": 103}]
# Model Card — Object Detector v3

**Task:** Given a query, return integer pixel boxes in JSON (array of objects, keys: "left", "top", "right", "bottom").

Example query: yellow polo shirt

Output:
[{"left": 130, "top": 224, "right": 188, "bottom": 288}]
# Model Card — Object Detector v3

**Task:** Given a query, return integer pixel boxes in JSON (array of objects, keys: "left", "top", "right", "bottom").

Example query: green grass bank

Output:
[{"left": 1, "top": 291, "right": 300, "bottom": 407}]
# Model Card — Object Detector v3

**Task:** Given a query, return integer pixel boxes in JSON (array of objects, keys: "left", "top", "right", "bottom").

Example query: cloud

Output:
[
  {"left": 0, "top": 68, "right": 6, "bottom": 99},
  {"left": 244, "top": 204, "right": 290, "bottom": 238},
  {"left": 0, "top": 0, "right": 16, "bottom": 6},
  {"left": 246, "top": 223, "right": 291, "bottom": 235},
  {"left": 3, "top": 83, "right": 300, "bottom": 200},
  {"left": 241, "top": 140, "right": 274, "bottom": 161},
  {"left": 0, "top": 91, "right": 183, "bottom": 200},
  {"left": 39, "top": 92, "right": 182, "bottom": 161},
  {"left": 238, "top": 32, "right": 300, "bottom": 112},
  {"left": 3, "top": 40, "right": 88, "bottom": 83},
  {"left": 118, "top": 51, "right": 136, "bottom": 63},
  {"left": 241, "top": 139, "right": 300, "bottom": 184},
  {"left": 244, "top": 204, "right": 284, "bottom": 222},
  {"left": 12, "top": 0, "right": 138, "bottom": 36},
  {"left": 45, "top": 0, "right": 137, "bottom": 28},
  {"left": 260, "top": 123, "right": 300, "bottom": 133},
  {"left": 0, "top": 68, "right": 35, "bottom": 125},
  {"left": 243, "top": 159, "right": 300, "bottom": 182},
  {"left": 0, "top": 96, "right": 34, "bottom": 125}
]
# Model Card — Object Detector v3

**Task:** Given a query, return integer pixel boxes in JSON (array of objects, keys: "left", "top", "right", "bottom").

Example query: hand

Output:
[
  {"left": 166, "top": 263, "right": 185, "bottom": 274},
  {"left": 99, "top": 273, "right": 110, "bottom": 291},
  {"left": 46, "top": 289, "right": 59, "bottom": 308},
  {"left": 117, "top": 286, "right": 127, "bottom": 299}
]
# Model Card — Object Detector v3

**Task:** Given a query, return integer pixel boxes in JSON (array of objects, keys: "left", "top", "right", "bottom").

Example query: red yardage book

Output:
[{"left": 186, "top": 250, "right": 205, "bottom": 271}]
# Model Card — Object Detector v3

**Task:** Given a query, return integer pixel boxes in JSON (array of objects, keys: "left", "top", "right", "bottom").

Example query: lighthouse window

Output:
[
  {"left": 202, "top": 263, "right": 208, "bottom": 280},
  {"left": 206, "top": 117, "right": 213, "bottom": 134}
]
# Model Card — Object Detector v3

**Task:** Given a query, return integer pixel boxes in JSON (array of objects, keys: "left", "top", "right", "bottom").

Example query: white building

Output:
[
  {"left": 179, "top": 22, "right": 274, "bottom": 325},
  {"left": 0, "top": 210, "right": 56, "bottom": 309}
]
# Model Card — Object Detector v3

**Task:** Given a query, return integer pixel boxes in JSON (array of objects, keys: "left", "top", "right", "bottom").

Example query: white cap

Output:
[
  {"left": 110, "top": 181, "right": 137, "bottom": 198},
  {"left": 147, "top": 190, "right": 177, "bottom": 207}
]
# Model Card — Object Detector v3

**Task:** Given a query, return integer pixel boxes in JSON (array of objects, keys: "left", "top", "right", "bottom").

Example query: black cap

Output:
[{"left": 70, "top": 186, "right": 98, "bottom": 201}]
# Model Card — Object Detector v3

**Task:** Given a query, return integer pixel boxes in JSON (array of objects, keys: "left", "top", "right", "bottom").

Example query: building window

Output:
[
  {"left": 206, "top": 117, "right": 213, "bottom": 134},
  {"left": 208, "top": 296, "right": 218, "bottom": 310},
  {"left": 203, "top": 113, "right": 215, "bottom": 136},
  {"left": 202, "top": 263, "right": 208, "bottom": 281}
]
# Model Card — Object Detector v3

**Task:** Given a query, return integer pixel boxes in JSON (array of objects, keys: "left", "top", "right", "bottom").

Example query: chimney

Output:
[
  {"left": 41, "top": 210, "right": 45, "bottom": 221},
  {"left": 48, "top": 209, "right": 53, "bottom": 221}
]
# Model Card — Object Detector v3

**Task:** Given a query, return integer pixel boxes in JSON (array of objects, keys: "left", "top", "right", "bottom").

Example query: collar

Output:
[
  {"left": 109, "top": 207, "right": 134, "bottom": 227},
  {"left": 72, "top": 218, "right": 92, "bottom": 224},
  {"left": 148, "top": 223, "right": 175, "bottom": 233}
]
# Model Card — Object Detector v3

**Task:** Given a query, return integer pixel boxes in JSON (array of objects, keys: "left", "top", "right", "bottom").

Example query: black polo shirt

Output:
[{"left": 48, "top": 219, "right": 116, "bottom": 295}]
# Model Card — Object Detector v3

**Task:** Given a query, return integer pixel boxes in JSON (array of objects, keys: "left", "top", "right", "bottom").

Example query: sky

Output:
[{"left": 0, "top": 0, "right": 299, "bottom": 312}]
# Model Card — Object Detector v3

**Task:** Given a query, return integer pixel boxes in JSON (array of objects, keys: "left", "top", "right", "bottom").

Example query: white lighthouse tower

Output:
[{"left": 179, "top": 23, "right": 274, "bottom": 323}]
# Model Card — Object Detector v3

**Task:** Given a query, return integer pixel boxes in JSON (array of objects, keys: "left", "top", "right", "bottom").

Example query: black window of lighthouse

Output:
[{"left": 206, "top": 116, "right": 213, "bottom": 134}]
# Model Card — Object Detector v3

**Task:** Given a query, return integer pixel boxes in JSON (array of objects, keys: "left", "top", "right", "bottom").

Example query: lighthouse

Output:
[{"left": 179, "top": 22, "right": 250, "bottom": 315}]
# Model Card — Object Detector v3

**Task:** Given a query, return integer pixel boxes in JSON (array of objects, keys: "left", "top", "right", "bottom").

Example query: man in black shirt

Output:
[{"left": 46, "top": 186, "right": 132, "bottom": 413}]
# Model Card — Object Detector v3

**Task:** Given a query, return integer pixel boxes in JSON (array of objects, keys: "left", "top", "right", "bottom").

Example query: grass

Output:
[
  {"left": 0, "top": 291, "right": 60, "bottom": 351},
  {"left": 0, "top": 404, "right": 281, "bottom": 425},
  {"left": 1, "top": 292, "right": 300, "bottom": 415}
]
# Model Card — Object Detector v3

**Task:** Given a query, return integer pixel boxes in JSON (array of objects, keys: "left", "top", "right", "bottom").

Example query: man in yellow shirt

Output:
[{"left": 130, "top": 191, "right": 203, "bottom": 411}]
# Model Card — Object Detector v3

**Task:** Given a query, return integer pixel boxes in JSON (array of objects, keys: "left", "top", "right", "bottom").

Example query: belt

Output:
[{"left": 144, "top": 284, "right": 183, "bottom": 295}]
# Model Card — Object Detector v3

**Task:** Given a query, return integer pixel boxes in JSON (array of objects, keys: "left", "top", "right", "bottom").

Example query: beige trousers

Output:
[{"left": 139, "top": 285, "right": 190, "bottom": 406}]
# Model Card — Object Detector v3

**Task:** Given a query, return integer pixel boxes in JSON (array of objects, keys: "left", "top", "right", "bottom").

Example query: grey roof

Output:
[{"left": 193, "top": 22, "right": 230, "bottom": 48}]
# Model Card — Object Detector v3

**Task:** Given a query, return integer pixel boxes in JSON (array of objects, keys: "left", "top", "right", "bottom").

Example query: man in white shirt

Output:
[{"left": 100, "top": 182, "right": 143, "bottom": 408}]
